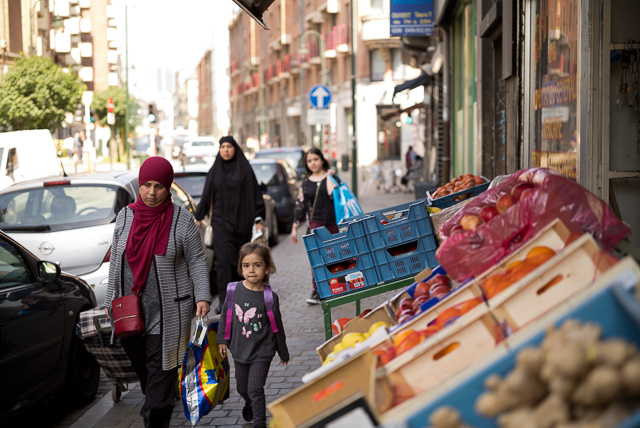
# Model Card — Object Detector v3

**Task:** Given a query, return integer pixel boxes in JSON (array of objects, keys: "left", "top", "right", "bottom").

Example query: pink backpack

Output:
[{"left": 224, "top": 282, "right": 279, "bottom": 340}]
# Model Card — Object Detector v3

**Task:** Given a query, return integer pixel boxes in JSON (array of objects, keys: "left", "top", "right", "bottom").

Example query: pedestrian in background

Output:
[
  {"left": 405, "top": 145, "right": 416, "bottom": 172},
  {"left": 104, "top": 156, "right": 211, "bottom": 428},
  {"left": 290, "top": 147, "right": 338, "bottom": 305},
  {"left": 217, "top": 242, "right": 289, "bottom": 428},
  {"left": 74, "top": 131, "right": 84, "bottom": 164},
  {"left": 195, "top": 136, "right": 265, "bottom": 314}
]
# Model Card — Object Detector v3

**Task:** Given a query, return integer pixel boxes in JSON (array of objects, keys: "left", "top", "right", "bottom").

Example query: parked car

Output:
[
  {"left": 254, "top": 147, "right": 306, "bottom": 180},
  {"left": 250, "top": 158, "right": 298, "bottom": 232},
  {"left": 0, "top": 171, "right": 200, "bottom": 305},
  {"left": 0, "top": 230, "right": 99, "bottom": 421},
  {"left": 173, "top": 163, "right": 280, "bottom": 247},
  {"left": 181, "top": 136, "right": 218, "bottom": 165}
]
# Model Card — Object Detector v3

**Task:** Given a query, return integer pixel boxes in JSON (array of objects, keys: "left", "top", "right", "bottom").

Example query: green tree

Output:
[
  {"left": 0, "top": 56, "right": 84, "bottom": 131},
  {"left": 92, "top": 87, "right": 139, "bottom": 161}
]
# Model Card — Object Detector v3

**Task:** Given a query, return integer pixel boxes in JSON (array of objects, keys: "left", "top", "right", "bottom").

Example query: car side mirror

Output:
[{"left": 38, "top": 261, "right": 60, "bottom": 283}]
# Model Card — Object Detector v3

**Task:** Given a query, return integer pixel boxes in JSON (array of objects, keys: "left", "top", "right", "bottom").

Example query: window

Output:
[
  {"left": 0, "top": 240, "right": 35, "bottom": 289},
  {"left": 391, "top": 49, "right": 404, "bottom": 81},
  {"left": 370, "top": 49, "right": 385, "bottom": 81},
  {"left": 370, "top": 0, "right": 384, "bottom": 14}
]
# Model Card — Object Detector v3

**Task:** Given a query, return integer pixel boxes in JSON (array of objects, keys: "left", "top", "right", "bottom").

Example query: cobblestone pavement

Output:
[{"left": 56, "top": 185, "right": 417, "bottom": 428}]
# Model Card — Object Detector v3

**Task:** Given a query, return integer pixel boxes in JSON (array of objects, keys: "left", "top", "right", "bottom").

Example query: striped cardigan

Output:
[{"left": 104, "top": 204, "right": 212, "bottom": 370}]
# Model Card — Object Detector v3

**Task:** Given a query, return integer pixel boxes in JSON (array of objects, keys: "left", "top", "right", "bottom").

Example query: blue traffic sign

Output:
[{"left": 309, "top": 84, "right": 332, "bottom": 109}]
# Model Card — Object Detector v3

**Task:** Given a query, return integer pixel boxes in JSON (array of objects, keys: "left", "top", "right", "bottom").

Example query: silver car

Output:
[{"left": 0, "top": 171, "right": 199, "bottom": 305}]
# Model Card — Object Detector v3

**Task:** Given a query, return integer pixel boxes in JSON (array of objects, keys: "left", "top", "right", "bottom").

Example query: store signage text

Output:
[
  {"left": 532, "top": 150, "right": 577, "bottom": 180},
  {"left": 532, "top": 74, "right": 577, "bottom": 111},
  {"left": 542, "top": 116, "right": 564, "bottom": 141},
  {"left": 390, "top": 0, "right": 434, "bottom": 37},
  {"left": 534, "top": 0, "right": 578, "bottom": 68}
]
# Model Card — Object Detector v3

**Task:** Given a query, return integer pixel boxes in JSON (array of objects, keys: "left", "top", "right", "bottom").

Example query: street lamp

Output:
[{"left": 299, "top": 30, "right": 326, "bottom": 85}]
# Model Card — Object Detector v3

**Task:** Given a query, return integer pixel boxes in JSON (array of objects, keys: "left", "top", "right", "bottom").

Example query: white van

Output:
[{"left": 0, "top": 130, "right": 64, "bottom": 191}]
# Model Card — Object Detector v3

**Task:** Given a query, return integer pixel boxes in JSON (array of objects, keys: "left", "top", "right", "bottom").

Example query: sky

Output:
[{"left": 112, "top": 0, "right": 235, "bottom": 101}]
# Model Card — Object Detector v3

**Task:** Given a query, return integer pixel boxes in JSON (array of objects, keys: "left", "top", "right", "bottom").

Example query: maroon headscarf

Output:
[{"left": 126, "top": 157, "right": 175, "bottom": 293}]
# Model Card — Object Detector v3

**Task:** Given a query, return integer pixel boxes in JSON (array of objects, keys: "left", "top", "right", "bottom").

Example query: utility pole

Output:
[{"left": 350, "top": 0, "right": 358, "bottom": 197}]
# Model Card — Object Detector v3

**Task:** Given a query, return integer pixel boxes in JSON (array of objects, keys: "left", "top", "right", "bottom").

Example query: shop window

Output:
[
  {"left": 391, "top": 49, "right": 404, "bottom": 81},
  {"left": 370, "top": 49, "right": 385, "bottom": 81}
]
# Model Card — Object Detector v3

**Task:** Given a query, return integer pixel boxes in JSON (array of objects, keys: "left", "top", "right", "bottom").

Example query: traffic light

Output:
[
  {"left": 148, "top": 103, "right": 156, "bottom": 123},
  {"left": 90, "top": 109, "right": 95, "bottom": 123}
]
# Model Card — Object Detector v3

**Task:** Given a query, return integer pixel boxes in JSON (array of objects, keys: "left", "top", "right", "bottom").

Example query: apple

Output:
[
  {"left": 479, "top": 205, "right": 500, "bottom": 222},
  {"left": 449, "top": 224, "right": 464, "bottom": 237},
  {"left": 412, "top": 295, "right": 431, "bottom": 313},
  {"left": 496, "top": 194, "right": 514, "bottom": 213},
  {"left": 511, "top": 182, "right": 535, "bottom": 202},
  {"left": 413, "top": 281, "right": 431, "bottom": 299},
  {"left": 428, "top": 274, "right": 451, "bottom": 289},
  {"left": 398, "top": 297, "right": 414, "bottom": 312},
  {"left": 460, "top": 214, "right": 484, "bottom": 231},
  {"left": 429, "top": 283, "right": 451, "bottom": 298}
]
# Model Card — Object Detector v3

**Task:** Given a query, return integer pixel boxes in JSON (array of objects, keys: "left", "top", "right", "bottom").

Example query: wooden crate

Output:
[
  {"left": 389, "top": 281, "right": 485, "bottom": 335},
  {"left": 378, "top": 304, "right": 502, "bottom": 401},
  {"left": 489, "top": 233, "right": 619, "bottom": 332},
  {"left": 268, "top": 350, "right": 394, "bottom": 428},
  {"left": 316, "top": 303, "right": 395, "bottom": 362},
  {"left": 473, "top": 218, "right": 572, "bottom": 284}
]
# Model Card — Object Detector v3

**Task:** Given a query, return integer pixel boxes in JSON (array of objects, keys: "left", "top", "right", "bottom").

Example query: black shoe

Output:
[
  {"left": 242, "top": 402, "right": 253, "bottom": 422},
  {"left": 306, "top": 291, "right": 320, "bottom": 305}
]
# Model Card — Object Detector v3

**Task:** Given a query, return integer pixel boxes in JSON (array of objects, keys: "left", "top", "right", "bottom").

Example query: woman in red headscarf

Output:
[{"left": 104, "top": 156, "right": 211, "bottom": 428}]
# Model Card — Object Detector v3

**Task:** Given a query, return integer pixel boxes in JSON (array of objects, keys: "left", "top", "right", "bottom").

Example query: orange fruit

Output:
[
  {"left": 393, "top": 329, "right": 417, "bottom": 349},
  {"left": 484, "top": 276, "right": 512, "bottom": 299},
  {"left": 505, "top": 260, "right": 524, "bottom": 274},
  {"left": 507, "top": 262, "right": 536, "bottom": 283},
  {"left": 435, "top": 307, "right": 462, "bottom": 328},
  {"left": 526, "top": 246, "right": 556, "bottom": 263},
  {"left": 459, "top": 297, "right": 483, "bottom": 314}
]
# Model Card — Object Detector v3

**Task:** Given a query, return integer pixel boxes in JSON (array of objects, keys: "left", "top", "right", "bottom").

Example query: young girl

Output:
[
  {"left": 217, "top": 242, "right": 289, "bottom": 428},
  {"left": 290, "top": 148, "right": 338, "bottom": 304}
]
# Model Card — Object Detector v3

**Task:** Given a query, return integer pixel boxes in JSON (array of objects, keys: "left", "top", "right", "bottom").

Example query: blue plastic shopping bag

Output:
[
  {"left": 328, "top": 175, "right": 363, "bottom": 224},
  {"left": 178, "top": 318, "right": 230, "bottom": 426}
]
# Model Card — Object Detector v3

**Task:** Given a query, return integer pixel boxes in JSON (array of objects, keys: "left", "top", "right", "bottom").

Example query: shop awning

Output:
[{"left": 393, "top": 73, "right": 431, "bottom": 96}]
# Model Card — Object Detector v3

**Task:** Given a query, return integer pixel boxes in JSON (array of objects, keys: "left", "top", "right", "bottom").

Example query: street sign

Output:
[
  {"left": 309, "top": 84, "right": 331, "bottom": 109},
  {"left": 307, "top": 108, "right": 331, "bottom": 125},
  {"left": 107, "top": 97, "right": 114, "bottom": 113}
]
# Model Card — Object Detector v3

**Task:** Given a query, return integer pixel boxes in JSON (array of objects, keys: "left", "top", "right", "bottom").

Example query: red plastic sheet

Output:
[{"left": 435, "top": 168, "right": 632, "bottom": 282}]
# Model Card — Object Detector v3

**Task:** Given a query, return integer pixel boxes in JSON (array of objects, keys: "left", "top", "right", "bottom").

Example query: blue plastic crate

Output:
[
  {"left": 402, "top": 267, "right": 640, "bottom": 428},
  {"left": 363, "top": 201, "right": 434, "bottom": 251},
  {"left": 340, "top": 198, "right": 430, "bottom": 226},
  {"left": 427, "top": 177, "right": 490, "bottom": 209},
  {"left": 311, "top": 251, "right": 381, "bottom": 300},
  {"left": 372, "top": 236, "right": 439, "bottom": 283},
  {"left": 302, "top": 220, "right": 369, "bottom": 267}
]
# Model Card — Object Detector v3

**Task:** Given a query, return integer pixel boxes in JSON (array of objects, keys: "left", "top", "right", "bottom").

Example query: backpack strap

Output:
[
  {"left": 263, "top": 283, "right": 279, "bottom": 334},
  {"left": 224, "top": 281, "right": 239, "bottom": 341}
]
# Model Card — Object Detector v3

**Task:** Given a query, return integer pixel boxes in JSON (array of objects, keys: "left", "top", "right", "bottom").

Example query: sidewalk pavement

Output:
[{"left": 58, "top": 176, "right": 418, "bottom": 428}]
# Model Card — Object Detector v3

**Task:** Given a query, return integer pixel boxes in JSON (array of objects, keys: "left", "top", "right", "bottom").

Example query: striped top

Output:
[{"left": 104, "top": 204, "right": 212, "bottom": 370}]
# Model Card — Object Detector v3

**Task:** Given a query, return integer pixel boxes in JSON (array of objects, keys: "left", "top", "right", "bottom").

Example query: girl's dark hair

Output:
[
  {"left": 303, "top": 147, "right": 330, "bottom": 176},
  {"left": 237, "top": 242, "right": 277, "bottom": 282}
]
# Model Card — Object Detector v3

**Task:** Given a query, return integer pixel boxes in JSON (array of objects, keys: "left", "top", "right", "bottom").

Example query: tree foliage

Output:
[
  {"left": 92, "top": 87, "right": 140, "bottom": 132},
  {"left": 0, "top": 56, "right": 84, "bottom": 131}
]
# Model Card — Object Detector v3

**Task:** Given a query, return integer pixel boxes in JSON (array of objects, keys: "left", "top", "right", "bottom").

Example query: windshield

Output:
[
  {"left": 255, "top": 150, "right": 303, "bottom": 170},
  {"left": 173, "top": 174, "right": 207, "bottom": 200},
  {"left": 251, "top": 163, "right": 278, "bottom": 186},
  {"left": 0, "top": 184, "right": 131, "bottom": 231}
]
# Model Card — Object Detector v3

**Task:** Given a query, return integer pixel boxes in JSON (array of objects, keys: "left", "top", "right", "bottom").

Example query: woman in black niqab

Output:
[{"left": 196, "top": 136, "right": 265, "bottom": 313}]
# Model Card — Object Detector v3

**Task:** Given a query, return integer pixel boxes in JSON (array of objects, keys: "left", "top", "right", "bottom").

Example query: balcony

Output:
[
  {"left": 323, "top": 31, "right": 336, "bottom": 59},
  {"left": 333, "top": 24, "right": 350, "bottom": 53},
  {"left": 280, "top": 55, "right": 291, "bottom": 78},
  {"left": 230, "top": 60, "right": 240, "bottom": 77}
]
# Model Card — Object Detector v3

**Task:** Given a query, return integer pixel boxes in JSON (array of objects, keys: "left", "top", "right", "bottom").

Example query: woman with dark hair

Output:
[
  {"left": 195, "top": 136, "right": 265, "bottom": 314},
  {"left": 290, "top": 147, "right": 338, "bottom": 305},
  {"left": 104, "top": 156, "right": 211, "bottom": 428}
]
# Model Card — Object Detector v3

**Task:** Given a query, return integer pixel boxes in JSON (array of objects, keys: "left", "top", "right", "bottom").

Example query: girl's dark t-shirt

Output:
[
  {"left": 295, "top": 177, "right": 336, "bottom": 225},
  {"left": 217, "top": 282, "right": 289, "bottom": 364}
]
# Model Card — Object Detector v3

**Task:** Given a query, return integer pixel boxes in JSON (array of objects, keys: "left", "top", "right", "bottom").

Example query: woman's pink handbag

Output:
[{"left": 112, "top": 294, "right": 145, "bottom": 338}]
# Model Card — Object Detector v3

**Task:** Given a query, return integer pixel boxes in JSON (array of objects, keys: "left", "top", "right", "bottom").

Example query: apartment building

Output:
[{"left": 229, "top": 0, "right": 424, "bottom": 167}]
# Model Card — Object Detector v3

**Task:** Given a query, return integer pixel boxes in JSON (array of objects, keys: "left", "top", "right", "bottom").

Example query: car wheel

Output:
[
  {"left": 269, "top": 210, "right": 279, "bottom": 247},
  {"left": 64, "top": 325, "right": 100, "bottom": 406}
]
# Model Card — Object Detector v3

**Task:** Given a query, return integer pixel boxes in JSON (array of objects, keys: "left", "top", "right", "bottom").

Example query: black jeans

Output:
[{"left": 121, "top": 334, "right": 177, "bottom": 428}]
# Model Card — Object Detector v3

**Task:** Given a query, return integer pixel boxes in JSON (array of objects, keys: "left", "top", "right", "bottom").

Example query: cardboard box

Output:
[
  {"left": 316, "top": 303, "right": 395, "bottom": 361},
  {"left": 489, "top": 233, "right": 619, "bottom": 332},
  {"left": 268, "top": 350, "right": 394, "bottom": 428},
  {"left": 378, "top": 303, "right": 503, "bottom": 401}
]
